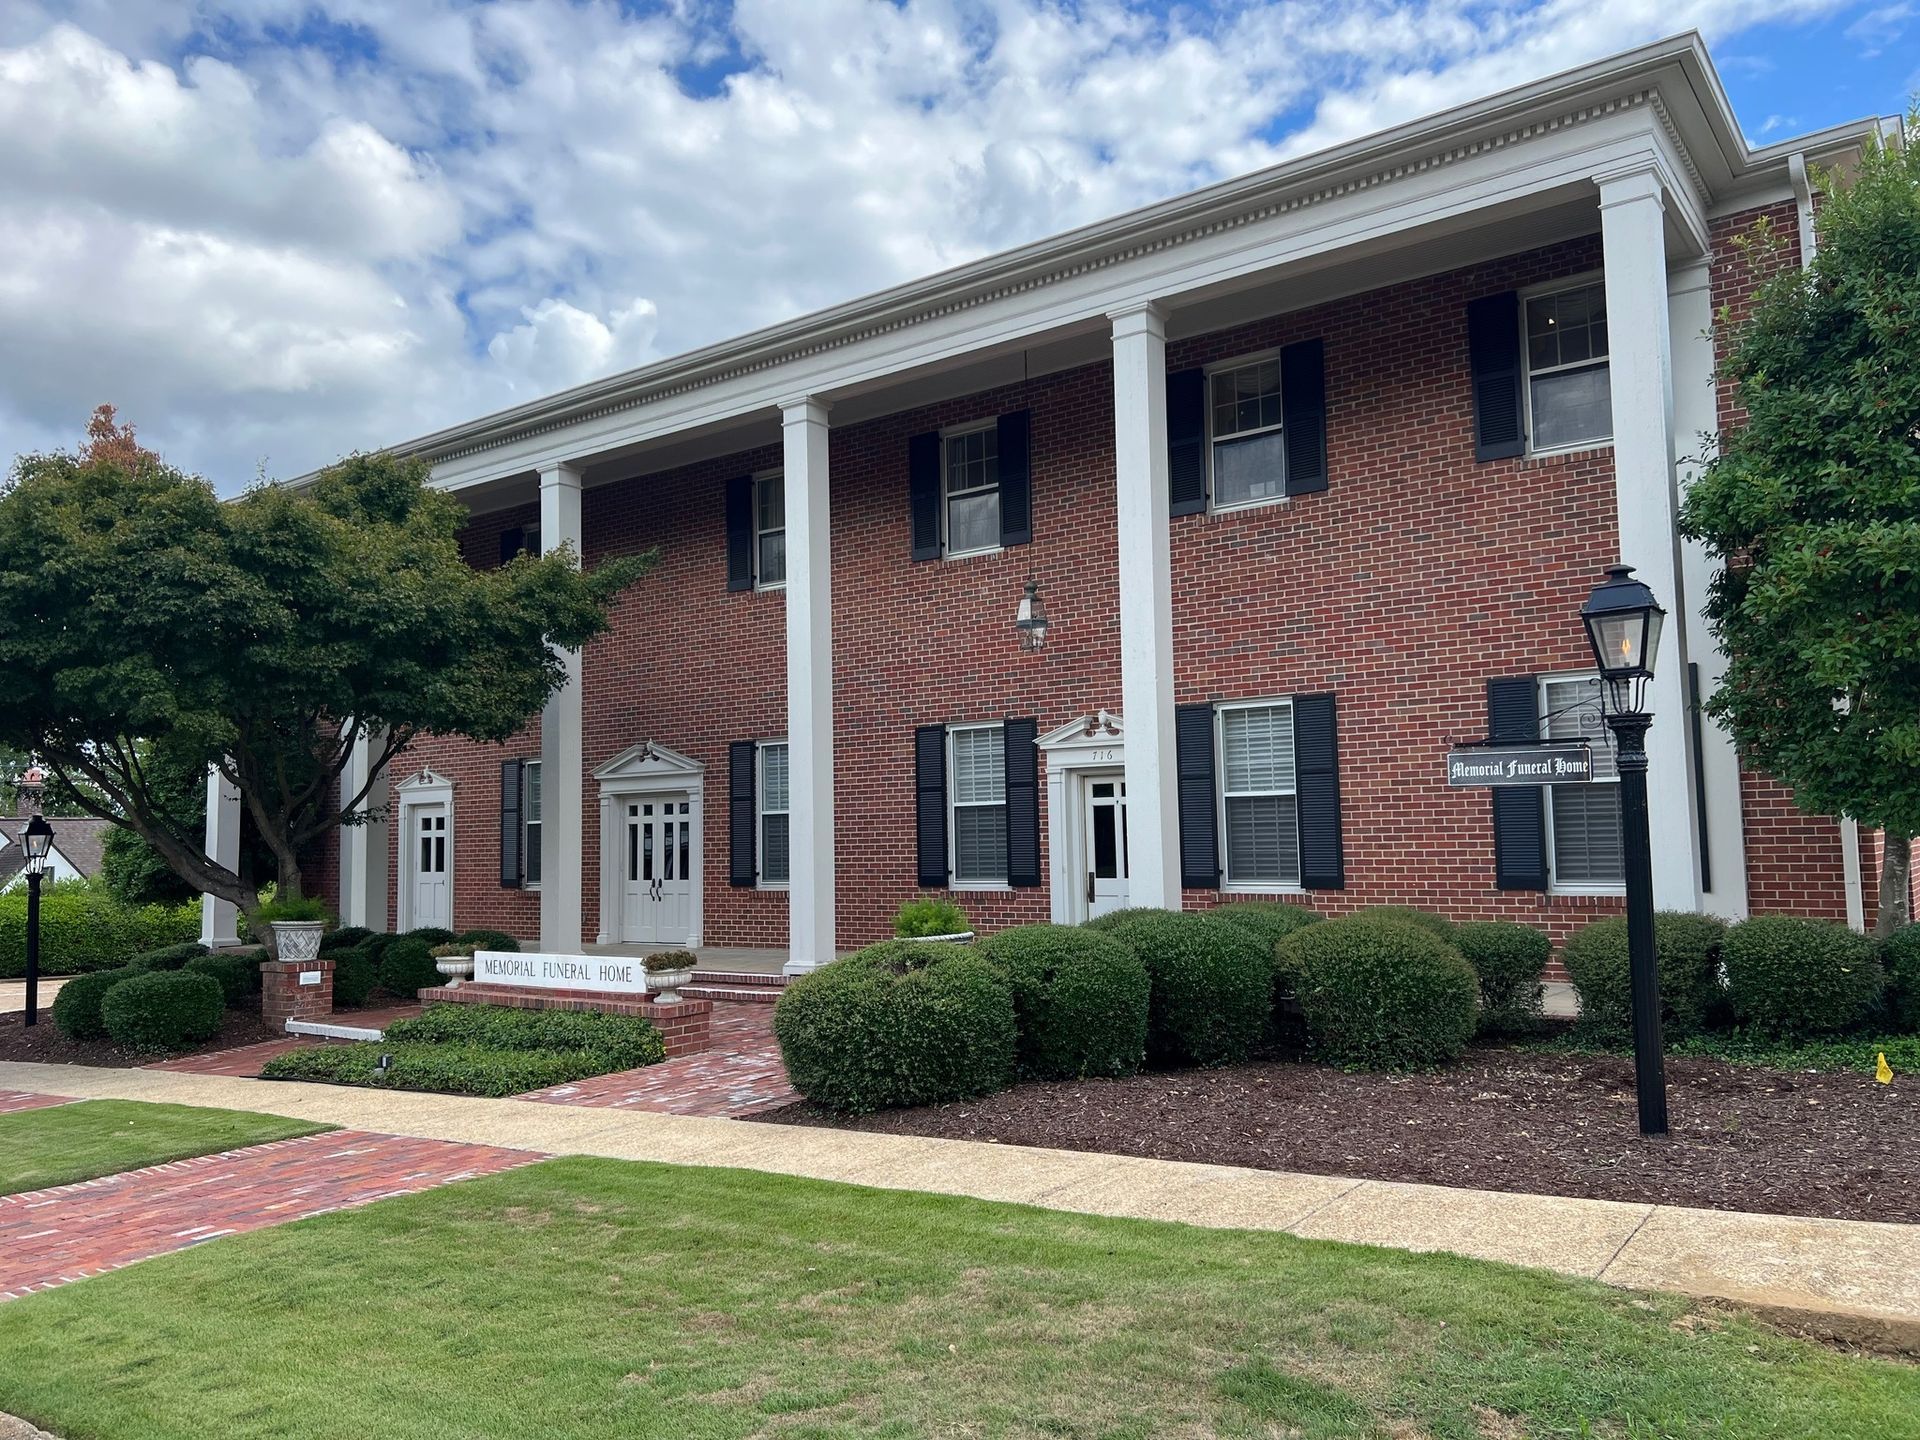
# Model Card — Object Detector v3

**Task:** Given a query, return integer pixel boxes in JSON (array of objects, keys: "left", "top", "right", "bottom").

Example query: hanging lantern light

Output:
[{"left": 1014, "top": 578, "right": 1049, "bottom": 652}]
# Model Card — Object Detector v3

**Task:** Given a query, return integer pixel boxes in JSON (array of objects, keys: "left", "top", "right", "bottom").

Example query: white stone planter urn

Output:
[
  {"left": 270, "top": 920, "right": 325, "bottom": 963},
  {"left": 434, "top": 953, "right": 475, "bottom": 989},
  {"left": 645, "top": 956, "right": 697, "bottom": 1006}
]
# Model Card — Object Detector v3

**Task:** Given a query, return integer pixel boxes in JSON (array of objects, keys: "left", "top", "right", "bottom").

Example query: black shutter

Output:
[
  {"left": 725, "top": 475, "right": 754, "bottom": 591},
  {"left": 1176, "top": 703, "right": 1220, "bottom": 889},
  {"left": 1167, "top": 368, "right": 1207, "bottom": 516},
  {"left": 997, "top": 410, "right": 1032, "bottom": 547},
  {"left": 1292, "top": 693, "right": 1345, "bottom": 889},
  {"left": 728, "top": 741, "right": 757, "bottom": 886},
  {"left": 498, "top": 527, "right": 525, "bottom": 566},
  {"left": 1281, "top": 339, "right": 1328, "bottom": 496},
  {"left": 1488, "top": 676, "right": 1548, "bottom": 891},
  {"left": 909, "top": 432, "right": 943, "bottom": 561},
  {"left": 915, "top": 726, "right": 949, "bottom": 886},
  {"left": 1467, "top": 292, "right": 1526, "bottom": 461},
  {"left": 499, "top": 759, "right": 523, "bottom": 888},
  {"left": 1005, "top": 717, "right": 1040, "bottom": 887}
]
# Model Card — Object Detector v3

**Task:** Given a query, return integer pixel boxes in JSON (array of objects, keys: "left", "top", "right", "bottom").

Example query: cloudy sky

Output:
[{"left": 1, "top": 1, "right": 1911, "bottom": 494}]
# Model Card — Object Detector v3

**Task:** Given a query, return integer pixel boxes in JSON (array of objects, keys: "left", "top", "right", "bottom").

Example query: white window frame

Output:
[
  {"left": 757, "top": 738, "right": 790, "bottom": 890},
  {"left": 1539, "top": 670, "right": 1625, "bottom": 896},
  {"left": 940, "top": 419, "right": 1002, "bottom": 560},
  {"left": 1215, "top": 698, "right": 1305, "bottom": 895},
  {"left": 1521, "top": 273, "right": 1613, "bottom": 458},
  {"left": 1204, "top": 347, "right": 1289, "bottom": 515},
  {"left": 522, "top": 759, "right": 542, "bottom": 891},
  {"left": 753, "top": 468, "right": 786, "bottom": 591},
  {"left": 948, "top": 721, "right": 1010, "bottom": 890}
]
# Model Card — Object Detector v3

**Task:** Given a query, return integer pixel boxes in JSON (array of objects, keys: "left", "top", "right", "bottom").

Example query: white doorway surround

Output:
[
  {"left": 594, "top": 741, "right": 704, "bottom": 948},
  {"left": 1039, "top": 711, "right": 1130, "bottom": 925},
  {"left": 394, "top": 768, "right": 454, "bottom": 934}
]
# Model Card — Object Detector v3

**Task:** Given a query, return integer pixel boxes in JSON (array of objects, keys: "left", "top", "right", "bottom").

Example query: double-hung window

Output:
[
  {"left": 522, "top": 760, "right": 543, "bottom": 888},
  {"left": 1208, "top": 356, "right": 1287, "bottom": 509},
  {"left": 755, "top": 473, "right": 786, "bottom": 588},
  {"left": 949, "top": 723, "right": 1008, "bottom": 885},
  {"left": 1541, "top": 673, "right": 1623, "bottom": 890},
  {"left": 943, "top": 423, "right": 1000, "bottom": 556},
  {"left": 759, "top": 741, "right": 790, "bottom": 886},
  {"left": 1525, "top": 281, "right": 1612, "bottom": 452},
  {"left": 1220, "top": 701, "right": 1301, "bottom": 887}
]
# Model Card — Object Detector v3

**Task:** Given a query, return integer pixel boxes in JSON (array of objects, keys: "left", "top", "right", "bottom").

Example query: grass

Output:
[
  {"left": 1, "top": 1156, "right": 1916, "bottom": 1439},
  {"left": 0, "top": 1099, "right": 329, "bottom": 1195},
  {"left": 1532, "top": 1028, "right": 1920, "bottom": 1074}
]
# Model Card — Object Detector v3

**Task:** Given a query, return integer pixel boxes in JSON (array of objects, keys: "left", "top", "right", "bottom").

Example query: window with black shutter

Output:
[
  {"left": 1487, "top": 676, "right": 1547, "bottom": 890},
  {"left": 728, "top": 740, "right": 757, "bottom": 886},
  {"left": 914, "top": 726, "right": 950, "bottom": 886},
  {"left": 1293, "top": 693, "right": 1344, "bottom": 889},
  {"left": 725, "top": 475, "right": 754, "bottom": 591},
  {"left": 1167, "top": 368, "right": 1207, "bottom": 515},
  {"left": 1468, "top": 291, "right": 1526, "bottom": 461},
  {"left": 997, "top": 411, "right": 1032, "bottom": 548},
  {"left": 1004, "top": 717, "right": 1039, "bottom": 887},
  {"left": 1175, "top": 703, "right": 1219, "bottom": 888},
  {"left": 499, "top": 759, "right": 523, "bottom": 888}
]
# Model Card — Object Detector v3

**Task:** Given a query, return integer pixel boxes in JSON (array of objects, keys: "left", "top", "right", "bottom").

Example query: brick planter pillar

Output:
[{"left": 261, "top": 957, "right": 335, "bottom": 1032}]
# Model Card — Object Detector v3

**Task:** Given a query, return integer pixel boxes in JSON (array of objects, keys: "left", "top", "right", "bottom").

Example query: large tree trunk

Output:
[{"left": 1876, "top": 833, "right": 1912, "bottom": 938}]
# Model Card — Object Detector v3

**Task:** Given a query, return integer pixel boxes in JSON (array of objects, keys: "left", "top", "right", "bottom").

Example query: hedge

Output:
[
  {"left": 1453, "top": 921, "right": 1551, "bottom": 1035},
  {"left": 378, "top": 937, "right": 443, "bottom": 998},
  {"left": 332, "top": 945, "right": 378, "bottom": 1008},
  {"left": 454, "top": 929, "right": 521, "bottom": 953},
  {"left": 51, "top": 966, "right": 137, "bottom": 1040},
  {"left": 0, "top": 884, "right": 199, "bottom": 979},
  {"left": 1349, "top": 906, "right": 1456, "bottom": 943},
  {"left": 184, "top": 952, "right": 260, "bottom": 1007},
  {"left": 261, "top": 1042, "right": 641, "bottom": 1098},
  {"left": 386, "top": 1004, "right": 665, "bottom": 1070},
  {"left": 402, "top": 927, "right": 457, "bottom": 948},
  {"left": 100, "top": 970, "right": 225, "bottom": 1052},
  {"left": 1883, "top": 925, "right": 1920, "bottom": 1034},
  {"left": 1562, "top": 912, "right": 1728, "bottom": 1041},
  {"left": 1211, "top": 901, "right": 1323, "bottom": 952},
  {"left": 1287, "top": 916, "right": 1479, "bottom": 1069},
  {"left": 1723, "top": 915, "right": 1883, "bottom": 1037},
  {"left": 975, "top": 924, "right": 1149, "bottom": 1079},
  {"left": 1086, "top": 909, "right": 1271, "bottom": 1068},
  {"left": 320, "top": 926, "right": 374, "bottom": 954},
  {"left": 773, "top": 941, "right": 1016, "bottom": 1113}
]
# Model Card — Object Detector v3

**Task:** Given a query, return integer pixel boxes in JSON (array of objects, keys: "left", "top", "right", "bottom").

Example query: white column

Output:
[
  {"left": 1670, "top": 259, "right": 1748, "bottom": 920},
  {"left": 336, "top": 728, "right": 391, "bottom": 932},
  {"left": 1109, "top": 302, "right": 1181, "bottom": 910},
  {"left": 540, "top": 463, "right": 585, "bottom": 953},
  {"left": 198, "top": 765, "right": 241, "bottom": 947},
  {"left": 783, "top": 397, "right": 836, "bottom": 974},
  {"left": 1600, "top": 164, "right": 1701, "bottom": 911}
]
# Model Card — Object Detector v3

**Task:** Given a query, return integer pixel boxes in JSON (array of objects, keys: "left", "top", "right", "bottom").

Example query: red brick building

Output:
[{"left": 203, "top": 35, "right": 1897, "bottom": 967}]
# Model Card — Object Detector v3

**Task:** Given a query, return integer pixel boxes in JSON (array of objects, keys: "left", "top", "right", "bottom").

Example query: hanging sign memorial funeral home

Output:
[{"left": 1445, "top": 744, "right": 1592, "bottom": 787}]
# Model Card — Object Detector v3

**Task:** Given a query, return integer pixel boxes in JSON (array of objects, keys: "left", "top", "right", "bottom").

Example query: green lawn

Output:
[
  {"left": 1, "top": 1157, "right": 1915, "bottom": 1439},
  {"left": 0, "top": 1100, "right": 329, "bottom": 1195}
]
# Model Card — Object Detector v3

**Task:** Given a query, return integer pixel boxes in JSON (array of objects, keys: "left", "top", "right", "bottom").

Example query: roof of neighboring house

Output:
[{"left": 0, "top": 815, "right": 112, "bottom": 885}]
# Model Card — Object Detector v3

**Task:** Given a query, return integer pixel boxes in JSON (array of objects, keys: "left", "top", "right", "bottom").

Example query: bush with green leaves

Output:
[
  {"left": 100, "top": 970, "right": 225, "bottom": 1052},
  {"left": 454, "top": 929, "right": 520, "bottom": 953},
  {"left": 1287, "top": 917, "right": 1479, "bottom": 1069},
  {"left": 1562, "top": 912, "right": 1729, "bottom": 1040},
  {"left": 892, "top": 897, "right": 971, "bottom": 939},
  {"left": 1086, "top": 909, "right": 1271, "bottom": 1068},
  {"left": 1211, "top": 901, "right": 1323, "bottom": 952},
  {"left": 402, "top": 927, "right": 457, "bottom": 948},
  {"left": 378, "top": 937, "right": 442, "bottom": 998},
  {"left": 1453, "top": 921, "right": 1551, "bottom": 1035},
  {"left": 975, "top": 924, "right": 1149, "bottom": 1079},
  {"left": 184, "top": 952, "right": 260, "bottom": 1007},
  {"left": 125, "top": 941, "right": 209, "bottom": 973},
  {"left": 252, "top": 895, "right": 334, "bottom": 927},
  {"left": 643, "top": 949, "right": 697, "bottom": 975},
  {"left": 332, "top": 945, "right": 378, "bottom": 1008},
  {"left": 1884, "top": 925, "right": 1920, "bottom": 1033},
  {"left": 320, "top": 926, "right": 374, "bottom": 953},
  {"left": 51, "top": 966, "right": 137, "bottom": 1040},
  {"left": 387, "top": 1004, "right": 665, "bottom": 1069},
  {"left": 774, "top": 941, "right": 1015, "bottom": 1113},
  {"left": 1723, "top": 915, "right": 1883, "bottom": 1037},
  {"left": 1350, "top": 906, "right": 1456, "bottom": 943},
  {"left": 0, "top": 882, "right": 199, "bottom": 978}
]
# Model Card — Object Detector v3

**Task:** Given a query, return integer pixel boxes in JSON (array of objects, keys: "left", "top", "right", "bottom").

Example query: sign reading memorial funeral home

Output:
[
  {"left": 1446, "top": 744, "right": 1592, "bottom": 787},
  {"left": 473, "top": 950, "right": 650, "bottom": 995}
]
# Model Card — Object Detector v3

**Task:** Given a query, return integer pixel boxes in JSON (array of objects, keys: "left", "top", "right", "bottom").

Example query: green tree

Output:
[
  {"left": 1680, "top": 117, "right": 1920, "bottom": 935},
  {"left": 0, "top": 420, "right": 650, "bottom": 949}
]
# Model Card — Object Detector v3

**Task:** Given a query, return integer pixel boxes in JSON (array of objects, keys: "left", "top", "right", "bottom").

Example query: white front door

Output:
[
  {"left": 410, "top": 803, "right": 451, "bottom": 932},
  {"left": 1083, "top": 774, "right": 1129, "bottom": 920},
  {"left": 621, "top": 796, "right": 694, "bottom": 945}
]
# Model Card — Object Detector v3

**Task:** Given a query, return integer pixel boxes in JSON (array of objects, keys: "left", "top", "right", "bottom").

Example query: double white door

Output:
[
  {"left": 410, "top": 804, "right": 451, "bottom": 932},
  {"left": 622, "top": 796, "right": 694, "bottom": 944}
]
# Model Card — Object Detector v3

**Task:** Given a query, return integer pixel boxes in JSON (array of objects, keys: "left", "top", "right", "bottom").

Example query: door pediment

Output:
[
  {"left": 1038, "top": 711, "right": 1124, "bottom": 767},
  {"left": 593, "top": 740, "right": 704, "bottom": 795}
]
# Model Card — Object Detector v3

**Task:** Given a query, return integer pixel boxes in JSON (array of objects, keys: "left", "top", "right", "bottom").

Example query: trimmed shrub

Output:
[
  {"left": 1350, "top": 906, "right": 1456, "bottom": 943},
  {"left": 1454, "top": 921, "right": 1551, "bottom": 1035},
  {"left": 378, "top": 938, "right": 442, "bottom": 998},
  {"left": 1086, "top": 909, "right": 1271, "bottom": 1068},
  {"left": 893, "top": 897, "right": 970, "bottom": 939},
  {"left": 976, "top": 924, "right": 1149, "bottom": 1079},
  {"left": 51, "top": 966, "right": 137, "bottom": 1041},
  {"left": 1288, "top": 917, "right": 1479, "bottom": 1069},
  {"left": 774, "top": 941, "right": 1016, "bottom": 1113},
  {"left": 454, "top": 929, "right": 520, "bottom": 953},
  {"left": 1212, "top": 901, "right": 1323, "bottom": 951},
  {"left": 387, "top": 1004, "right": 666, "bottom": 1069},
  {"left": 1563, "top": 912, "right": 1729, "bottom": 1040},
  {"left": 402, "top": 927, "right": 457, "bottom": 948},
  {"left": 321, "top": 926, "right": 374, "bottom": 953},
  {"left": 0, "top": 883, "right": 199, "bottom": 978},
  {"left": 125, "top": 941, "right": 210, "bottom": 973},
  {"left": 184, "top": 953, "right": 259, "bottom": 1007},
  {"left": 1883, "top": 924, "right": 1920, "bottom": 1034},
  {"left": 262, "top": 1041, "right": 645, "bottom": 1097},
  {"left": 332, "top": 945, "right": 378, "bottom": 1008},
  {"left": 100, "top": 970, "right": 225, "bottom": 1052},
  {"left": 1724, "top": 915, "right": 1883, "bottom": 1037}
]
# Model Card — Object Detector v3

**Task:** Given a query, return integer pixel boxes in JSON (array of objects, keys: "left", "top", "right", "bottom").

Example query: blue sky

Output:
[{"left": 0, "top": 1, "right": 1910, "bottom": 492}]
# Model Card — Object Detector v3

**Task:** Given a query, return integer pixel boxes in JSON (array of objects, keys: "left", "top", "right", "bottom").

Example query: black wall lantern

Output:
[{"left": 1014, "top": 577, "right": 1049, "bottom": 652}]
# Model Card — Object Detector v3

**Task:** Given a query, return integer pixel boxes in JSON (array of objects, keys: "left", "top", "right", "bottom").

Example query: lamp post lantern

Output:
[
  {"left": 1580, "top": 564, "right": 1669, "bottom": 1137},
  {"left": 20, "top": 808, "right": 54, "bottom": 1029},
  {"left": 1014, "top": 577, "right": 1050, "bottom": 652}
]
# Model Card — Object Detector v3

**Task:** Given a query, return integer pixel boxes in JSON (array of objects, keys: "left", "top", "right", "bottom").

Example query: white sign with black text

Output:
[{"left": 472, "top": 950, "right": 651, "bottom": 995}]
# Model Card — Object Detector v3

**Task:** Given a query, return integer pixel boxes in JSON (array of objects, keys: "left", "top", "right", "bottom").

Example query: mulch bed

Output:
[
  {"left": 0, "top": 1008, "right": 286, "bottom": 1068},
  {"left": 755, "top": 1047, "right": 1919, "bottom": 1223}
]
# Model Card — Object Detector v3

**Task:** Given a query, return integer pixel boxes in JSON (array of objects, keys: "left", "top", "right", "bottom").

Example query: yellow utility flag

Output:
[{"left": 1876, "top": 1052, "right": 1894, "bottom": 1085}]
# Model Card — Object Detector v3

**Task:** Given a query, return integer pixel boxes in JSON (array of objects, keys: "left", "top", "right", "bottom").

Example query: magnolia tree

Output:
[
  {"left": 1681, "top": 120, "right": 1920, "bottom": 935},
  {"left": 0, "top": 411, "right": 651, "bottom": 950}
]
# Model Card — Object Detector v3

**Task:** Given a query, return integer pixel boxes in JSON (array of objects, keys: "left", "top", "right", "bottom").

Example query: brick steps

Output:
[{"left": 683, "top": 970, "right": 789, "bottom": 1006}]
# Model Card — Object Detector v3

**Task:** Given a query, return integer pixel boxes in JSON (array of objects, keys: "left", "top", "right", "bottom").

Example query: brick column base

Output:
[{"left": 261, "top": 958, "right": 335, "bottom": 1032}]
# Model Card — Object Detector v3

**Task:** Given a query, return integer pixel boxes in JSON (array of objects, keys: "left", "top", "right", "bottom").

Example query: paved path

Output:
[
  {"left": 0, "top": 1090, "right": 74, "bottom": 1115},
  {"left": 0, "top": 980, "right": 68, "bottom": 1017},
  {"left": 523, "top": 1003, "right": 796, "bottom": 1116},
  {"left": 0, "top": 1120, "right": 538, "bottom": 1299},
  {"left": 1, "top": 1062, "right": 1914, "bottom": 1346}
]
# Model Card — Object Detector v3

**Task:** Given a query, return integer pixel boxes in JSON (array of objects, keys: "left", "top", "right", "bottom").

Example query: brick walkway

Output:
[
  {"left": 0, "top": 1090, "right": 74, "bottom": 1115},
  {"left": 0, "top": 1125, "right": 542, "bottom": 1300},
  {"left": 523, "top": 1002, "right": 796, "bottom": 1116}
]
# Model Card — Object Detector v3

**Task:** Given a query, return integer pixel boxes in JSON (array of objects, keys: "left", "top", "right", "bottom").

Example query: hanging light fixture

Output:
[{"left": 1014, "top": 577, "right": 1049, "bottom": 651}]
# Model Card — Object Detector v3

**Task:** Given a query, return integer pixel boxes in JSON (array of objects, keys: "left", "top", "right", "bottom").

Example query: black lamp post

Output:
[
  {"left": 21, "top": 811, "right": 54, "bottom": 1028},
  {"left": 1580, "top": 564, "right": 1669, "bottom": 1138}
]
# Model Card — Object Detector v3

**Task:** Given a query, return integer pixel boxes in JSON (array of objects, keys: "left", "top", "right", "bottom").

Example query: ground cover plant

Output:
[
  {"left": 0, "top": 1156, "right": 1913, "bottom": 1440},
  {"left": 0, "top": 1099, "right": 327, "bottom": 1195}
]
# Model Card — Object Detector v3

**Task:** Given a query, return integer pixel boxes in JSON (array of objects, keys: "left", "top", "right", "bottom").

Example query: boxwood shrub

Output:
[
  {"left": 773, "top": 941, "right": 1015, "bottom": 1113},
  {"left": 454, "top": 929, "right": 521, "bottom": 953},
  {"left": 1212, "top": 901, "right": 1323, "bottom": 952},
  {"left": 402, "top": 927, "right": 458, "bottom": 948},
  {"left": 1563, "top": 912, "right": 1728, "bottom": 1040},
  {"left": 126, "top": 941, "right": 210, "bottom": 973},
  {"left": 378, "top": 937, "right": 442, "bottom": 998},
  {"left": 332, "top": 945, "right": 378, "bottom": 1008},
  {"left": 386, "top": 1004, "right": 666, "bottom": 1069},
  {"left": 1882, "top": 924, "right": 1920, "bottom": 1034},
  {"left": 1086, "top": 909, "right": 1271, "bottom": 1068},
  {"left": 261, "top": 1042, "right": 637, "bottom": 1098},
  {"left": 184, "top": 952, "right": 260, "bottom": 1007},
  {"left": 1453, "top": 921, "right": 1551, "bottom": 1035},
  {"left": 975, "top": 924, "right": 1149, "bottom": 1079},
  {"left": 0, "top": 884, "right": 200, "bottom": 978},
  {"left": 1724, "top": 915, "right": 1883, "bottom": 1037},
  {"left": 1288, "top": 916, "right": 1479, "bottom": 1069},
  {"left": 320, "top": 926, "right": 374, "bottom": 954},
  {"left": 1350, "top": 905, "right": 1456, "bottom": 943},
  {"left": 100, "top": 970, "right": 225, "bottom": 1052},
  {"left": 51, "top": 966, "right": 137, "bottom": 1040}
]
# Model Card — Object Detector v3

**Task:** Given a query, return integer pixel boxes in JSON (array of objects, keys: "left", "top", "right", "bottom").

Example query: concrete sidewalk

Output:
[{"left": 5, "top": 1058, "right": 1914, "bottom": 1347}]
